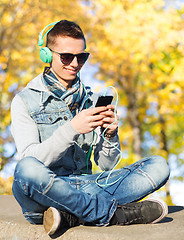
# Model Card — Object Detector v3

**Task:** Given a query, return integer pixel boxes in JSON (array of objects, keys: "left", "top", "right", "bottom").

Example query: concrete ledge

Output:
[{"left": 0, "top": 195, "right": 183, "bottom": 240}]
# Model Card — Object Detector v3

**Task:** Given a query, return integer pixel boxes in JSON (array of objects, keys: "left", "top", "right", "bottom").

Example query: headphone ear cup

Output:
[{"left": 39, "top": 47, "right": 53, "bottom": 63}]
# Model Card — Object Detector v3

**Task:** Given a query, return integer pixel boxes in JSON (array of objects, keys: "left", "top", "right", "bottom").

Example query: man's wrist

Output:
[{"left": 101, "top": 127, "right": 118, "bottom": 139}]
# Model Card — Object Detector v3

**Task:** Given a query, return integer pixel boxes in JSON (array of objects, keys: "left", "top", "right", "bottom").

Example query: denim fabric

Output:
[{"left": 12, "top": 155, "right": 170, "bottom": 225}]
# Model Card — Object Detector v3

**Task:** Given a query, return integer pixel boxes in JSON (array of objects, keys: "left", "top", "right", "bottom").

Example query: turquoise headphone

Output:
[{"left": 38, "top": 21, "right": 59, "bottom": 63}]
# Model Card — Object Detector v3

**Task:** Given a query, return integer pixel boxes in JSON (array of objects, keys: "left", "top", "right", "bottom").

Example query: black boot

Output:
[
  {"left": 43, "top": 207, "right": 81, "bottom": 235},
  {"left": 110, "top": 199, "right": 168, "bottom": 226}
]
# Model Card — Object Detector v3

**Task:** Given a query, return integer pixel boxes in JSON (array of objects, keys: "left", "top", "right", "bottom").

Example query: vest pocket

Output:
[
  {"left": 33, "top": 112, "right": 63, "bottom": 124},
  {"left": 31, "top": 112, "right": 71, "bottom": 141}
]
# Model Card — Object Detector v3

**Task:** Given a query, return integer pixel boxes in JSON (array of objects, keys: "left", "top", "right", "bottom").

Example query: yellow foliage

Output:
[
  {"left": 0, "top": 176, "right": 13, "bottom": 195},
  {"left": 0, "top": 0, "right": 91, "bottom": 194},
  {"left": 85, "top": 0, "right": 184, "bottom": 203}
]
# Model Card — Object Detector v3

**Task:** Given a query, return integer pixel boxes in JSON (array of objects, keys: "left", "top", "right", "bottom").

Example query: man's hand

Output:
[
  {"left": 70, "top": 106, "right": 108, "bottom": 134},
  {"left": 71, "top": 105, "right": 119, "bottom": 135},
  {"left": 100, "top": 105, "right": 119, "bottom": 135}
]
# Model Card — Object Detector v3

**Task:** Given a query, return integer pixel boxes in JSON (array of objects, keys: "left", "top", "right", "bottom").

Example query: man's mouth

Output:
[{"left": 65, "top": 68, "right": 78, "bottom": 74}]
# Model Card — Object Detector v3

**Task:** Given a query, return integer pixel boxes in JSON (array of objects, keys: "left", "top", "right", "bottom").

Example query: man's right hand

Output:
[{"left": 70, "top": 106, "right": 107, "bottom": 134}]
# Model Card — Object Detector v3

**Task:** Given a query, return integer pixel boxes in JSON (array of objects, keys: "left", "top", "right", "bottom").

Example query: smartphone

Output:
[{"left": 95, "top": 96, "right": 113, "bottom": 107}]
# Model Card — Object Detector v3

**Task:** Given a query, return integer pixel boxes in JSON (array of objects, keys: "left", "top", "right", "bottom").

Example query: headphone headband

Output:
[
  {"left": 38, "top": 21, "right": 59, "bottom": 47},
  {"left": 38, "top": 21, "right": 59, "bottom": 63}
]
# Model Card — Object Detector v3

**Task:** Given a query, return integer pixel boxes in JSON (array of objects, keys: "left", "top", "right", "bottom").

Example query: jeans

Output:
[{"left": 12, "top": 155, "right": 170, "bottom": 226}]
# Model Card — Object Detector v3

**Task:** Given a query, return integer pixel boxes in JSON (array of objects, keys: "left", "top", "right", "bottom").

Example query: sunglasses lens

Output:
[
  {"left": 60, "top": 52, "right": 90, "bottom": 65},
  {"left": 77, "top": 53, "right": 89, "bottom": 64},
  {"left": 60, "top": 54, "right": 74, "bottom": 65}
]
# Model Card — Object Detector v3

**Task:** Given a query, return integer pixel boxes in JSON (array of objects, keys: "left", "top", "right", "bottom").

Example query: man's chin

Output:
[{"left": 65, "top": 75, "right": 78, "bottom": 81}]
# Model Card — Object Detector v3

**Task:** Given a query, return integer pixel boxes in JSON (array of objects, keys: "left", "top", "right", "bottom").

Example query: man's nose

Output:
[{"left": 70, "top": 56, "right": 78, "bottom": 67}]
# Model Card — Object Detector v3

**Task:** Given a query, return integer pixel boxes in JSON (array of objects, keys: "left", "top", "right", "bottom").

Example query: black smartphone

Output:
[{"left": 95, "top": 96, "right": 113, "bottom": 107}]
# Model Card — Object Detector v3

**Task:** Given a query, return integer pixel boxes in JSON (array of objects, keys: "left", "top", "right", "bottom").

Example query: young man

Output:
[{"left": 11, "top": 20, "right": 170, "bottom": 235}]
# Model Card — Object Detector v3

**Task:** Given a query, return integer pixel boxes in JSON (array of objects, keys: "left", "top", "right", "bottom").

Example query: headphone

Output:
[{"left": 38, "top": 21, "right": 59, "bottom": 63}]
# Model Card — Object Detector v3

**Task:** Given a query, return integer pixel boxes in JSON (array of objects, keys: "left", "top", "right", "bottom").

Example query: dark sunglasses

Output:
[{"left": 50, "top": 49, "right": 90, "bottom": 65}]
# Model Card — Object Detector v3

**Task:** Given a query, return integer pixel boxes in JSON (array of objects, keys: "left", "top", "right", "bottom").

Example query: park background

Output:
[{"left": 0, "top": 0, "right": 184, "bottom": 206}]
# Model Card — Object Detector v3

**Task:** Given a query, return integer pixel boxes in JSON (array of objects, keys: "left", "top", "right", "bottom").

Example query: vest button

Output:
[
  {"left": 48, "top": 116, "right": 52, "bottom": 121},
  {"left": 64, "top": 116, "right": 68, "bottom": 121}
]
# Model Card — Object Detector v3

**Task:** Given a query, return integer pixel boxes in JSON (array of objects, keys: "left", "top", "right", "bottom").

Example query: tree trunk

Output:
[
  {"left": 119, "top": 71, "right": 142, "bottom": 159},
  {"left": 127, "top": 91, "right": 142, "bottom": 158},
  {"left": 159, "top": 113, "right": 173, "bottom": 204}
]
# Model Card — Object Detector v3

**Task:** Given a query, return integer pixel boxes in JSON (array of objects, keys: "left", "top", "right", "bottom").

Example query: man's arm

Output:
[
  {"left": 11, "top": 95, "right": 79, "bottom": 166},
  {"left": 94, "top": 131, "right": 121, "bottom": 171},
  {"left": 93, "top": 104, "right": 121, "bottom": 171}
]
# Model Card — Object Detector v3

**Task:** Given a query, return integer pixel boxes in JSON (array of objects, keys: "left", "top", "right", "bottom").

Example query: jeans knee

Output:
[
  {"left": 14, "top": 157, "right": 43, "bottom": 181},
  {"left": 14, "top": 156, "right": 54, "bottom": 194},
  {"left": 149, "top": 155, "right": 170, "bottom": 185},
  {"left": 155, "top": 155, "right": 170, "bottom": 178}
]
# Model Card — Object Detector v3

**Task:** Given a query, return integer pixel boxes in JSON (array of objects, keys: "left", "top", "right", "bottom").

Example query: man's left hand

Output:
[{"left": 99, "top": 105, "right": 119, "bottom": 135}]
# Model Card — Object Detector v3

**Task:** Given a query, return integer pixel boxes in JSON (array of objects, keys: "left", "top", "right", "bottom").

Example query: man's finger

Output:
[{"left": 91, "top": 106, "right": 107, "bottom": 115}]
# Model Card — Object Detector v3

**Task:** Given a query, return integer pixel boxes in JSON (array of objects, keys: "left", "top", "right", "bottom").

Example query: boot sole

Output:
[{"left": 43, "top": 207, "right": 61, "bottom": 235}]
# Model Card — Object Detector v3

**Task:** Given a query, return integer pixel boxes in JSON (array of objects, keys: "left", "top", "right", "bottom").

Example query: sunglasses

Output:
[{"left": 50, "top": 49, "right": 90, "bottom": 65}]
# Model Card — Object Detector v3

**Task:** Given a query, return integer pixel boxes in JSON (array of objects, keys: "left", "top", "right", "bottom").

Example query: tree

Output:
[
  {"left": 84, "top": 0, "right": 184, "bottom": 204},
  {"left": 0, "top": 0, "right": 90, "bottom": 188}
]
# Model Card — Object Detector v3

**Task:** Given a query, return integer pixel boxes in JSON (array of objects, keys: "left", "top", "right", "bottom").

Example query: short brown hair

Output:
[{"left": 46, "top": 20, "right": 86, "bottom": 48}]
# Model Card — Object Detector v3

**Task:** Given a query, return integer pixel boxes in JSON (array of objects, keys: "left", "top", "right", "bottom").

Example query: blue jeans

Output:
[{"left": 12, "top": 155, "right": 169, "bottom": 226}]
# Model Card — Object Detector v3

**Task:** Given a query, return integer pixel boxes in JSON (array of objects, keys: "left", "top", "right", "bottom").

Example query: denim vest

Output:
[{"left": 19, "top": 74, "right": 98, "bottom": 176}]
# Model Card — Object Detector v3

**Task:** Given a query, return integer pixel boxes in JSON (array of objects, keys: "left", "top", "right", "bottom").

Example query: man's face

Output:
[{"left": 50, "top": 36, "right": 86, "bottom": 88}]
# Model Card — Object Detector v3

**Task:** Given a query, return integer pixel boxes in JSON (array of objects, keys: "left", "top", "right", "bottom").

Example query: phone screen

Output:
[{"left": 95, "top": 96, "right": 113, "bottom": 107}]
